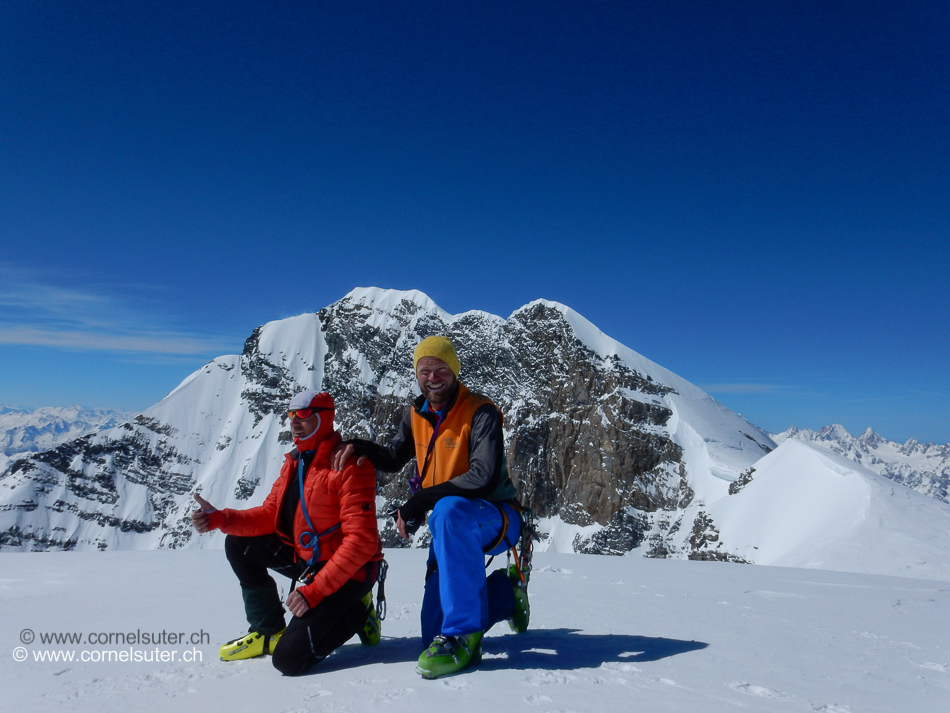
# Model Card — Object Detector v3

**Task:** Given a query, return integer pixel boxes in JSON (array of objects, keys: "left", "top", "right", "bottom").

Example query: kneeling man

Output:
[{"left": 191, "top": 391, "right": 383, "bottom": 675}]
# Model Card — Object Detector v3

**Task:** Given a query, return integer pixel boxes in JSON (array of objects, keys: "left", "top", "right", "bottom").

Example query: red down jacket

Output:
[{"left": 206, "top": 431, "right": 383, "bottom": 607}]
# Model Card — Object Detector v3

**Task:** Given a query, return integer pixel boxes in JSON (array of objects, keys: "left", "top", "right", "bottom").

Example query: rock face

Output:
[
  {"left": 773, "top": 425, "right": 950, "bottom": 504},
  {"left": 0, "top": 288, "right": 773, "bottom": 555}
]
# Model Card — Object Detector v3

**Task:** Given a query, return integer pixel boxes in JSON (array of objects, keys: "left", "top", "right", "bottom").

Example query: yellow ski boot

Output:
[
  {"left": 357, "top": 593, "right": 381, "bottom": 646},
  {"left": 219, "top": 628, "right": 285, "bottom": 661}
]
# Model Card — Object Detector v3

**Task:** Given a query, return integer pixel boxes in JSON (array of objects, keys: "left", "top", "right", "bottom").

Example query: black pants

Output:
[{"left": 224, "top": 533, "right": 376, "bottom": 676}]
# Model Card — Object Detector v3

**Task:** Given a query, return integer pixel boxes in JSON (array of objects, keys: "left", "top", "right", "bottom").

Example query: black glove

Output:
[{"left": 386, "top": 506, "right": 421, "bottom": 535}]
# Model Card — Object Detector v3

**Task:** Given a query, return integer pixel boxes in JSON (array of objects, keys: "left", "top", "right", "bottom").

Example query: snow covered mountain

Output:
[
  {"left": 707, "top": 438, "right": 950, "bottom": 581},
  {"left": 0, "top": 287, "right": 774, "bottom": 557},
  {"left": 0, "top": 406, "right": 134, "bottom": 472},
  {"left": 773, "top": 424, "right": 949, "bottom": 504},
  {"left": 4, "top": 288, "right": 950, "bottom": 580}
]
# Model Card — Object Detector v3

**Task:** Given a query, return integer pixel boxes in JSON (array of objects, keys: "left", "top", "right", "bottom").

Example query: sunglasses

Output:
[{"left": 288, "top": 407, "right": 333, "bottom": 420}]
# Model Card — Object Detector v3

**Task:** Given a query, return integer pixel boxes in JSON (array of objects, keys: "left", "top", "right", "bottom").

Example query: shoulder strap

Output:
[
  {"left": 296, "top": 453, "right": 341, "bottom": 567},
  {"left": 409, "top": 403, "right": 447, "bottom": 493}
]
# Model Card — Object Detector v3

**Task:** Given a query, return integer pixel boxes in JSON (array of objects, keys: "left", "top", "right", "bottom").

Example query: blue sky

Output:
[{"left": 1, "top": 1, "right": 948, "bottom": 443}]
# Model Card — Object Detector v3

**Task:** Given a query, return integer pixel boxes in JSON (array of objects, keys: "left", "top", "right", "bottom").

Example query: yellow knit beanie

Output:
[{"left": 413, "top": 336, "right": 461, "bottom": 377}]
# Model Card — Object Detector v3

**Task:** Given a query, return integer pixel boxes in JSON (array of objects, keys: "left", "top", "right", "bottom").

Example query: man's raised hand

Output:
[{"left": 190, "top": 492, "right": 217, "bottom": 533}]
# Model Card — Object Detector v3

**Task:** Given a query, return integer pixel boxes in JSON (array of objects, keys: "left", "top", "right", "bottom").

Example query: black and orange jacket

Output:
[
  {"left": 205, "top": 431, "right": 383, "bottom": 608},
  {"left": 349, "top": 383, "right": 517, "bottom": 522}
]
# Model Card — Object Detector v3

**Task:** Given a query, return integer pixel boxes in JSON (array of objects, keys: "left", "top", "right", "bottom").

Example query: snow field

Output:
[{"left": 2, "top": 549, "right": 947, "bottom": 713}]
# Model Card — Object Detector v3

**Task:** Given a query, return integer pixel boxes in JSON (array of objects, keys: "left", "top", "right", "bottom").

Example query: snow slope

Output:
[
  {"left": 3, "top": 549, "right": 948, "bottom": 713},
  {"left": 709, "top": 439, "right": 950, "bottom": 581},
  {"left": 774, "top": 424, "right": 950, "bottom": 504}
]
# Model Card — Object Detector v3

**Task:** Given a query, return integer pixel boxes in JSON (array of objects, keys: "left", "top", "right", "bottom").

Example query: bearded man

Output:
[{"left": 333, "top": 336, "right": 529, "bottom": 679}]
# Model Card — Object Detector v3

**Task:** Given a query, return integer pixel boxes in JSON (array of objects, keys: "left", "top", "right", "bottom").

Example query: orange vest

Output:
[{"left": 410, "top": 383, "right": 501, "bottom": 488}]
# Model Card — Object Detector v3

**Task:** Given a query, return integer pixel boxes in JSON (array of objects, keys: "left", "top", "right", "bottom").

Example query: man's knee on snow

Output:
[{"left": 271, "top": 638, "right": 323, "bottom": 676}]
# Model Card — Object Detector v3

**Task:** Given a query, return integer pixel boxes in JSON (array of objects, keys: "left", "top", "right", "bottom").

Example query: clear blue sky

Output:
[{"left": 1, "top": 1, "right": 948, "bottom": 443}]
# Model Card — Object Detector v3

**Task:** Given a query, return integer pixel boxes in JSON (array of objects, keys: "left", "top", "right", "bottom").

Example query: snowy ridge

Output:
[
  {"left": 531, "top": 299, "right": 772, "bottom": 477},
  {"left": 709, "top": 439, "right": 950, "bottom": 581},
  {"left": 345, "top": 286, "right": 451, "bottom": 321},
  {"left": 517, "top": 298, "right": 773, "bottom": 486},
  {"left": 773, "top": 424, "right": 949, "bottom": 503}
]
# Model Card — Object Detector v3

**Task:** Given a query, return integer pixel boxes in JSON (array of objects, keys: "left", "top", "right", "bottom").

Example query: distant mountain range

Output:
[
  {"left": 0, "top": 406, "right": 134, "bottom": 472},
  {"left": 2, "top": 288, "right": 949, "bottom": 581}
]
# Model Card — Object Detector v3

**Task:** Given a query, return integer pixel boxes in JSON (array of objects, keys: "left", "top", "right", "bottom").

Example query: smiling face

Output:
[{"left": 415, "top": 356, "right": 458, "bottom": 410}]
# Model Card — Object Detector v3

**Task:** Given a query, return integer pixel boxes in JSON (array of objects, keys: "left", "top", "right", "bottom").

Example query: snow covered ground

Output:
[{"left": 3, "top": 549, "right": 948, "bottom": 712}]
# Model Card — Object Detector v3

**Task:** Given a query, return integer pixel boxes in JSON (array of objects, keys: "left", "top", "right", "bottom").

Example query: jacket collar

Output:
[{"left": 288, "top": 431, "right": 341, "bottom": 466}]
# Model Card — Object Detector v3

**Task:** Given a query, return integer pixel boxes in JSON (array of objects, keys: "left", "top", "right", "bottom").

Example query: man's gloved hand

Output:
[{"left": 387, "top": 506, "right": 420, "bottom": 539}]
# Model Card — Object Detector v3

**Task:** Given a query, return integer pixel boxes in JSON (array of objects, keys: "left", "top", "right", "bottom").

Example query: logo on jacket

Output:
[{"left": 443, "top": 437, "right": 459, "bottom": 449}]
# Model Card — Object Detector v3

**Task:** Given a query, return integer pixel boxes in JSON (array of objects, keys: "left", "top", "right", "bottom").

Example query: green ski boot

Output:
[
  {"left": 416, "top": 631, "right": 483, "bottom": 679},
  {"left": 507, "top": 564, "right": 530, "bottom": 633}
]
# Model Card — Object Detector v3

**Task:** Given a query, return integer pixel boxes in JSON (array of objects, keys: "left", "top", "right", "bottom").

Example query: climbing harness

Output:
[
  {"left": 374, "top": 558, "right": 389, "bottom": 621},
  {"left": 481, "top": 501, "right": 537, "bottom": 587},
  {"left": 293, "top": 452, "right": 341, "bottom": 584},
  {"left": 506, "top": 505, "right": 538, "bottom": 586}
]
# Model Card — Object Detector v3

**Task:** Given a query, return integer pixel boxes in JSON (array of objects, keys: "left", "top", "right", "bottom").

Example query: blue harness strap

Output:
[{"left": 296, "top": 452, "right": 341, "bottom": 567}]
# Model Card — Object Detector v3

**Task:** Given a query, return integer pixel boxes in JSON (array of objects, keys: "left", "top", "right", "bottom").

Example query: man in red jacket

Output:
[{"left": 190, "top": 391, "right": 383, "bottom": 676}]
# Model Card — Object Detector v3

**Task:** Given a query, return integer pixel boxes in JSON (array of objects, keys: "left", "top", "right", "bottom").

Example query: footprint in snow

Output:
[
  {"left": 526, "top": 671, "right": 569, "bottom": 686},
  {"left": 728, "top": 682, "right": 789, "bottom": 700},
  {"left": 345, "top": 677, "right": 389, "bottom": 686},
  {"left": 374, "top": 687, "right": 416, "bottom": 700},
  {"left": 525, "top": 694, "right": 554, "bottom": 705}
]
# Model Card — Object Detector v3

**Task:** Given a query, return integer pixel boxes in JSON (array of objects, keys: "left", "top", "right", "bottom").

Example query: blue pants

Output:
[{"left": 421, "top": 497, "right": 520, "bottom": 643}]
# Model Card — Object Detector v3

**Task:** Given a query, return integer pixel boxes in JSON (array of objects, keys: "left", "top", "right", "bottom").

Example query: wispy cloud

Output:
[
  {"left": 701, "top": 383, "right": 782, "bottom": 394},
  {"left": 0, "top": 263, "right": 232, "bottom": 356}
]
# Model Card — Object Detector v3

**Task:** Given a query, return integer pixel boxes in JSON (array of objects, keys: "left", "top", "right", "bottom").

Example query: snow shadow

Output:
[
  {"left": 478, "top": 628, "right": 708, "bottom": 671},
  {"left": 311, "top": 628, "right": 707, "bottom": 675},
  {"left": 310, "top": 636, "right": 422, "bottom": 674}
]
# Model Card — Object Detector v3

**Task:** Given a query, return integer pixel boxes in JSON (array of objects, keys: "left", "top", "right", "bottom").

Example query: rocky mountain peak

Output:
[{"left": 1, "top": 289, "right": 774, "bottom": 556}]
